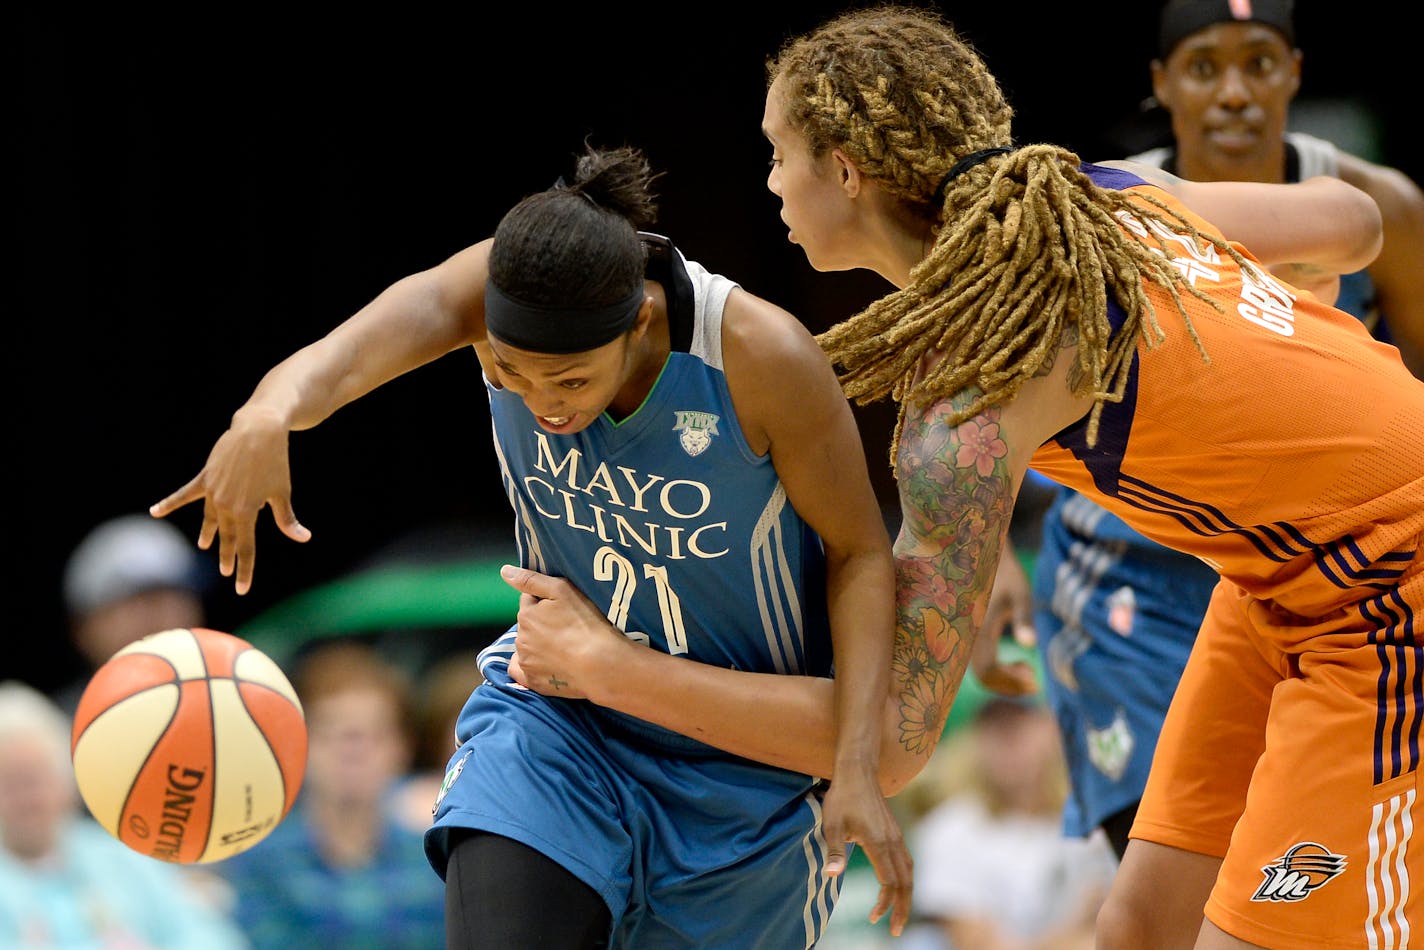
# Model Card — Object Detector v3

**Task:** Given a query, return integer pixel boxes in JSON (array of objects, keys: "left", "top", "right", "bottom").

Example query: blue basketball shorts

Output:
[{"left": 425, "top": 631, "right": 842, "bottom": 948}]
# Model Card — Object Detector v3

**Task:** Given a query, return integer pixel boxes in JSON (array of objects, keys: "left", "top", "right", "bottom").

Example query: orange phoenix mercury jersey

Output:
[{"left": 1030, "top": 163, "right": 1424, "bottom": 628}]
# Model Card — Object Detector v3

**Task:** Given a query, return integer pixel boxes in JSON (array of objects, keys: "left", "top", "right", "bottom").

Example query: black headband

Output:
[
  {"left": 484, "top": 281, "right": 646, "bottom": 354},
  {"left": 1157, "top": 0, "right": 1295, "bottom": 58},
  {"left": 932, "top": 146, "right": 1013, "bottom": 205}
]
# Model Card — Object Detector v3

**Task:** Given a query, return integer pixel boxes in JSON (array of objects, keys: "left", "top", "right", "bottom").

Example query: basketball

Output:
[{"left": 70, "top": 626, "right": 307, "bottom": 864}]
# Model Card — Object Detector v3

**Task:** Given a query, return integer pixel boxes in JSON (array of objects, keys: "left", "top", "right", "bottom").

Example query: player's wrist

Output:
[
  {"left": 231, "top": 402, "right": 292, "bottom": 433},
  {"left": 586, "top": 633, "right": 654, "bottom": 709}
]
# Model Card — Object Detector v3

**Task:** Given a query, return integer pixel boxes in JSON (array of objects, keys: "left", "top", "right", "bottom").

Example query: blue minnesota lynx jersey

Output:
[
  {"left": 484, "top": 235, "right": 832, "bottom": 750},
  {"left": 427, "top": 236, "right": 843, "bottom": 946}
]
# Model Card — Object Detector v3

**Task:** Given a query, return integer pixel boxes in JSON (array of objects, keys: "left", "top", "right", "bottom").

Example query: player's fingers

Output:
[
  {"left": 822, "top": 819, "right": 848, "bottom": 878},
  {"left": 212, "top": 508, "right": 257, "bottom": 596},
  {"left": 500, "top": 564, "right": 564, "bottom": 600},
  {"left": 981, "top": 660, "right": 1040, "bottom": 696},
  {"left": 197, "top": 500, "right": 219, "bottom": 553},
  {"left": 268, "top": 498, "right": 311, "bottom": 544},
  {"left": 234, "top": 550, "right": 255, "bottom": 596},
  {"left": 866, "top": 846, "right": 914, "bottom": 936},
  {"left": 861, "top": 835, "right": 913, "bottom": 887},
  {"left": 234, "top": 514, "right": 260, "bottom": 596},
  {"left": 870, "top": 881, "right": 914, "bottom": 937},
  {"left": 149, "top": 476, "right": 204, "bottom": 519},
  {"left": 207, "top": 501, "right": 234, "bottom": 579},
  {"left": 512, "top": 594, "right": 541, "bottom": 649}
]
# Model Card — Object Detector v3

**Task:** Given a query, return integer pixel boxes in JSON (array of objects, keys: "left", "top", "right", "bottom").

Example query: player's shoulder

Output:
[
  {"left": 719, "top": 285, "right": 822, "bottom": 367},
  {"left": 1333, "top": 151, "right": 1424, "bottom": 214},
  {"left": 1087, "top": 159, "right": 1178, "bottom": 193},
  {"left": 715, "top": 285, "right": 845, "bottom": 441}
]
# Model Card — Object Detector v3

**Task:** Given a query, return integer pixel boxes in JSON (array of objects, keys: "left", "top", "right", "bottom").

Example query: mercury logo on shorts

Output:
[{"left": 1250, "top": 842, "right": 1347, "bottom": 902}]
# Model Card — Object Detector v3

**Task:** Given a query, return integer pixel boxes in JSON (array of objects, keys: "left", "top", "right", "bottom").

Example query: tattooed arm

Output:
[
  {"left": 888, "top": 391, "right": 1019, "bottom": 779},
  {"left": 886, "top": 340, "right": 1095, "bottom": 772}
]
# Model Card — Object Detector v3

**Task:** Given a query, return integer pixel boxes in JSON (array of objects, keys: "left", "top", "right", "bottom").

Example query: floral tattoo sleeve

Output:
[{"left": 891, "top": 391, "right": 1015, "bottom": 759}]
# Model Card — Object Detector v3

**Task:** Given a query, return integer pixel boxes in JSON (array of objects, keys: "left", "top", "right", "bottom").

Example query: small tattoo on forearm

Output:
[{"left": 549, "top": 675, "right": 568, "bottom": 691}]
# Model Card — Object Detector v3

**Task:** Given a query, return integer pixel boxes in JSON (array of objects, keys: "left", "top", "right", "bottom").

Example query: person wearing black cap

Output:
[
  {"left": 151, "top": 141, "right": 915, "bottom": 946},
  {"left": 764, "top": 5, "right": 1414, "bottom": 948},
  {"left": 1156, "top": 0, "right": 1296, "bottom": 63},
  {"left": 1142, "top": 0, "right": 1423, "bottom": 372}
]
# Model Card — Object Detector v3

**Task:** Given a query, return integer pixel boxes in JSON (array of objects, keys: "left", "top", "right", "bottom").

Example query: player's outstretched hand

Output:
[
  {"left": 499, "top": 565, "right": 632, "bottom": 699},
  {"left": 149, "top": 416, "right": 309, "bottom": 595},
  {"left": 821, "top": 767, "right": 913, "bottom": 937}
]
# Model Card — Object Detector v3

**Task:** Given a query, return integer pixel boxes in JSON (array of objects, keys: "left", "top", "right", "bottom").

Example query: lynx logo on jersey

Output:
[
  {"left": 673, "top": 410, "right": 720, "bottom": 457},
  {"left": 1087, "top": 707, "right": 1133, "bottom": 782},
  {"left": 1250, "top": 842, "right": 1347, "bottom": 902}
]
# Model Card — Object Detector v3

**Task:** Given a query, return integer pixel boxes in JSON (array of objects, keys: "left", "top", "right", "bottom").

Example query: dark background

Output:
[{"left": 18, "top": 3, "right": 1415, "bottom": 692}]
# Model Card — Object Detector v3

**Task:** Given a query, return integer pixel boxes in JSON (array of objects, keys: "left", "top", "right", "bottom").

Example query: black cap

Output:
[{"left": 1157, "top": 0, "right": 1296, "bottom": 58}]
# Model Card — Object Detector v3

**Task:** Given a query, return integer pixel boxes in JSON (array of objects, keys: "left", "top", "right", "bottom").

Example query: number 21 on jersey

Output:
[{"left": 594, "top": 545, "right": 689, "bottom": 654}]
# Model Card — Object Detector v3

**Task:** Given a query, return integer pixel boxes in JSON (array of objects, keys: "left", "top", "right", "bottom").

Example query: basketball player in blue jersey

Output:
[
  {"left": 999, "top": 0, "right": 1424, "bottom": 861},
  {"left": 1131, "top": 0, "right": 1423, "bottom": 364},
  {"left": 150, "top": 143, "right": 913, "bottom": 947}
]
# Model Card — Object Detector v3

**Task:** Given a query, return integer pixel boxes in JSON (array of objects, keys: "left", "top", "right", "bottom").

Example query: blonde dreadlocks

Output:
[{"left": 767, "top": 5, "right": 1249, "bottom": 457}]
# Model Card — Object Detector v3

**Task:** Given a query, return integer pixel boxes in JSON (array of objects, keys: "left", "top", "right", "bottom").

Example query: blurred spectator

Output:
[
  {"left": 0, "top": 679, "right": 249, "bottom": 949},
  {"left": 53, "top": 513, "right": 208, "bottom": 716},
  {"left": 392, "top": 649, "right": 485, "bottom": 834},
  {"left": 214, "top": 640, "right": 444, "bottom": 949},
  {"left": 909, "top": 697, "right": 1118, "bottom": 950}
]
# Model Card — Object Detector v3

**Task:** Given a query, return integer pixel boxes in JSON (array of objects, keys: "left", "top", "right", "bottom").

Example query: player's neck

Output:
[{"left": 608, "top": 282, "right": 672, "bottom": 421}]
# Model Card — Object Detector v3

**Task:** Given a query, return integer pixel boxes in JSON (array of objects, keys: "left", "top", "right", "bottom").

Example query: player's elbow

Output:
[
  {"left": 1345, "top": 201, "right": 1385, "bottom": 275},
  {"left": 878, "top": 745, "right": 929, "bottom": 797},
  {"left": 1309, "top": 176, "right": 1384, "bottom": 274},
  {"left": 875, "top": 697, "right": 934, "bottom": 796}
]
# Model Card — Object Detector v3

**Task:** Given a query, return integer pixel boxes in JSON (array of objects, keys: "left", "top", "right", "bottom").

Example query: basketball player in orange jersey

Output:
[
  {"left": 1009, "top": 0, "right": 1424, "bottom": 869},
  {"left": 763, "top": 6, "right": 1422, "bottom": 948}
]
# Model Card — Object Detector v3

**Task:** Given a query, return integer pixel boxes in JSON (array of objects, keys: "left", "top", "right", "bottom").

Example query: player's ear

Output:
[
  {"left": 831, "top": 149, "right": 862, "bottom": 198},
  {"left": 1285, "top": 48, "right": 1302, "bottom": 97},
  {"left": 630, "top": 295, "right": 655, "bottom": 341},
  {"left": 1149, "top": 59, "right": 1172, "bottom": 111}
]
